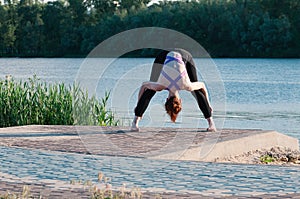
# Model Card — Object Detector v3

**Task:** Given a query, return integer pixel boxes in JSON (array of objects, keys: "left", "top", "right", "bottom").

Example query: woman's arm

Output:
[
  {"left": 138, "top": 81, "right": 165, "bottom": 100},
  {"left": 186, "top": 82, "right": 211, "bottom": 105}
]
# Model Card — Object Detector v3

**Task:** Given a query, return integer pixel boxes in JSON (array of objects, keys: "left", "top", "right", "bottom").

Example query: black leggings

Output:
[{"left": 134, "top": 49, "right": 212, "bottom": 119}]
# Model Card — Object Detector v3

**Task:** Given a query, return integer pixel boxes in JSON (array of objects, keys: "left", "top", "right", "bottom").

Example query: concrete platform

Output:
[
  {"left": 0, "top": 125, "right": 298, "bottom": 162},
  {"left": 1, "top": 125, "right": 300, "bottom": 198}
]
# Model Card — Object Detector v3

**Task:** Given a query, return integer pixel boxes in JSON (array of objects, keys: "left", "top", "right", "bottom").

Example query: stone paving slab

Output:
[
  {"left": 1, "top": 125, "right": 300, "bottom": 198},
  {"left": 0, "top": 172, "right": 91, "bottom": 199},
  {"left": 0, "top": 125, "right": 298, "bottom": 161},
  {"left": 5, "top": 179, "right": 298, "bottom": 199},
  {"left": 1, "top": 146, "right": 300, "bottom": 198}
]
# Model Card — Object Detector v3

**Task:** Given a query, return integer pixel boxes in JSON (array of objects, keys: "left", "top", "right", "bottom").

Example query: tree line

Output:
[{"left": 0, "top": 0, "right": 299, "bottom": 58}]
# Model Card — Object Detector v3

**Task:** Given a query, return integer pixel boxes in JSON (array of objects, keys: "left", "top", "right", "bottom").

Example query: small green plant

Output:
[
  {"left": 260, "top": 155, "right": 275, "bottom": 163},
  {"left": 0, "top": 75, "right": 119, "bottom": 128}
]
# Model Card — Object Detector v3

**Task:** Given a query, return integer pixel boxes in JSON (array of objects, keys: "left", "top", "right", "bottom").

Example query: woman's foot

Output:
[
  {"left": 207, "top": 127, "right": 216, "bottom": 132},
  {"left": 131, "top": 116, "right": 141, "bottom": 132},
  {"left": 206, "top": 117, "right": 217, "bottom": 132},
  {"left": 131, "top": 125, "right": 140, "bottom": 132}
]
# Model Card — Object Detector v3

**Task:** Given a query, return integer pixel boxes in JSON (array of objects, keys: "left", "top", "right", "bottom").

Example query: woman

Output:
[{"left": 131, "top": 49, "right": 216, "bottom": 132}]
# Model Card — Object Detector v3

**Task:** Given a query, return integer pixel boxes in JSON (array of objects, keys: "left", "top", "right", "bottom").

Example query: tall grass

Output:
[{"left": 0, "top": 75, "right": 118, "bottom": 128}]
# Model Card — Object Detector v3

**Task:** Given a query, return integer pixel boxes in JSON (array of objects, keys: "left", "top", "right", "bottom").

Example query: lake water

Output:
[{"left": 0, "top": 58, "right": 299, "bottom": 141}]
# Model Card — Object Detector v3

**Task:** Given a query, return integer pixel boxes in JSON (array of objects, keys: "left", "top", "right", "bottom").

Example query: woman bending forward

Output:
[{"left": 131, "top": 49, "right": 216, "bottom": 132}]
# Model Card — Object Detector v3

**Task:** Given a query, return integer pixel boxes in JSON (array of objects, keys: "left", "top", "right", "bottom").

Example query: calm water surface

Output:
[{"left": 0, "top": 58, "right": 299, "bottom": 141}]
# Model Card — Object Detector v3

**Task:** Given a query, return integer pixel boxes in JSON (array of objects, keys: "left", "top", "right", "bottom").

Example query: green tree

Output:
[
  {"left": 59, "top": 0, "right": 88, "bottom": 56},
  {"left": 118, "top": 0, "right": 150, "bottom": 14},
  {"left": 85, "top": 0, "right": 116, "bottom": 19},
  {"left": 42, "top": 1, "right": 65, "bottom": 56},
  {"left": 1, "top": 0, "right": 300, "bottom": 57},
  {"left": 0, "top": 1, "right": 18, "bottom": 56},
  {"left": 16, "top": 2, "right": 44, "bottom": 56},
  {"left": 259, "top": 13, "right": 292, "bottom": 57},
  {"left": 68, "top": 0, "right": 86, "bottom": 25}
]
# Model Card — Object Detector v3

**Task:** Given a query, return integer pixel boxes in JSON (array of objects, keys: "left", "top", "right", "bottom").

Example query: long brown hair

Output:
[{"left": 165, "top": 96, "right": 182, "bottom": 122}]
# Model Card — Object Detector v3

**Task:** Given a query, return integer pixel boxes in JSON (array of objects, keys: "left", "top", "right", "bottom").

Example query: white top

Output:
[{"left": 157, "top": 51, "right": 192, "bottom": 93}]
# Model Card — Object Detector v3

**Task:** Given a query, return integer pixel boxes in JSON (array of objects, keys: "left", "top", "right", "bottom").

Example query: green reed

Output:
[{"left": 0, "top": 75, "right": 118, "bottom": 128}]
